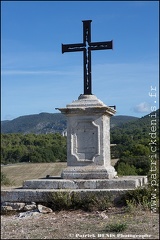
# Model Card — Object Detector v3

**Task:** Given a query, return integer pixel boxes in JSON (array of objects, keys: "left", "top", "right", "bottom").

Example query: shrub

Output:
[
  {"left": 122, "top": 186, "right": 157, "bottom": 212},
  {"left": 105, "top": 222, "right": 127, "bottom": 232},
  {"left": 115, "top": 162, "right": 138, "bottom": 176},
  {"left": 46, "top": 191, "right": 114, "bottom": 211},
  {"left": 1, "top": 172, "right": 11, "bottom": 186}
]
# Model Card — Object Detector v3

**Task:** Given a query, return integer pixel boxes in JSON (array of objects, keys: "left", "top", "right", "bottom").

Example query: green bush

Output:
[
  {"left": 1, "top": 172, "right": 11, "bottom": 185},
  {"left": 122, "top": 186, "right": 158, "bottom": 212},
  {"left": 115, "top": 162, "right": 137, "bottom": 176},
  {"left": 46, "top": 191, "right": 114, "bottom": 211},
  {"left": 105, "top": 222, "right": 127, "bottom": 232},
  {"left": 115, "top": 156, "right": 150, "bottom": 176}
]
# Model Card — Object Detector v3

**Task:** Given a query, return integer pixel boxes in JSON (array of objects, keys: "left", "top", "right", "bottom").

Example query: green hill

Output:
[
  {"left": 111, "top": 109, "right": 159, "bottom": 175},
  {"left": 1, "top": 112, "right": 138, "bottom": 134},
  {"left": 1, "top": 113, "right": 66, "bottom": 134}
]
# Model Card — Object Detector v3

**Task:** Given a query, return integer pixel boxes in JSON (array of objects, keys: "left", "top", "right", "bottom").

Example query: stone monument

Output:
[
  {"left": 58, "top": 95, "right": 117, "bottom": 179},
  {"left": 1, "top": 20, "right": 147, "bottom": 206},
  {"left": 58, "top": 20, "right": 117, "bottom": 180}
]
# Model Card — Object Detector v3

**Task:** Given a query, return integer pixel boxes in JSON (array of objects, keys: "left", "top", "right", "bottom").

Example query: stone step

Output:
[
  {"left": 1, "top": 188, "right": 133, "bottom": 203},
  {"left": 1, "top": 176, "right": 147, "bottom": 204},
  {"left": 22, "top": 176, "right": 147, "bottom": 190}
]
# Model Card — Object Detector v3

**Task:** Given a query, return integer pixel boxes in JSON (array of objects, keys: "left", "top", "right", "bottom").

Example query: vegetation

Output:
[
  {"left": 123, "top": 187, "right": 152, "bottom": 209},
  {"left": 111, "top": 110, "right": 159, "bottom": 176},
  {"left": 1, "top": 113, "right": 67, "bottom": 134},
  {"left": 1, "top": 172, "right": 11, "bottom": 186},
  {"left": 1, "top": 163, "right": 67, "bottom": 187},
  {"left": 104, "top": 222, "right": 127, "bottom": 233},
  {"left": 1, "top": 112, "right": 138, "bottom": 134},
  {"left": 1, "top": 110, "right": 159, "bottom": 177},
  {"left": 46, "top": 191, "right": 114, "bottom": 211},
  {"left": 1, "top": 133, "right": 67, "bottom": 164}
]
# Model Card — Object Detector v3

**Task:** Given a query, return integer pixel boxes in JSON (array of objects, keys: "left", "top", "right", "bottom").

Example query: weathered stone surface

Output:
[
  {"left": 37, "top": 204, "right": 53, "bottom": 213},
  {"left": 1, "top": 185, "right": 146, "bottom": 204},
  {"left": 58, "top": 94, "right": 117, "bottom": 179},
  {"left": 18, "top": 210, "right": 40, "bottom": 218},
  {"left": 1, "top": 201, "right": 53, "bottom": 214},
  {"left": 1, "top": 202, "right": 25, "bottom": 212},
  {"left": 61, "top": 166, "right": 117, "bottom": 179},
  {"left": 1, "top": 205, "right": 13, "bottom": 212},
  {"left": 22, "top": 176, "right": 147, "bottom": 190},
  {"left": 23, "top": 202, "right": 37, "bottom": 211}
]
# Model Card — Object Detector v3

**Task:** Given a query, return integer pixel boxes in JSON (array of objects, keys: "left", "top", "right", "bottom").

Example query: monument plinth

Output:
[{"left": 58, "top": 94, "right": 117, "bottom": 179}]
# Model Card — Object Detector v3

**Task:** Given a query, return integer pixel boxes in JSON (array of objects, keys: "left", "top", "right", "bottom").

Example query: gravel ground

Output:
[{"left": 1, "top": 208, "right": 159, "bottom": 239}]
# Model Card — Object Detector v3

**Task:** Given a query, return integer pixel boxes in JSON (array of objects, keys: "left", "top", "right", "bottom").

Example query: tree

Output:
[{"left": 115, "top": 162, "right": 137, "bottom": 176}]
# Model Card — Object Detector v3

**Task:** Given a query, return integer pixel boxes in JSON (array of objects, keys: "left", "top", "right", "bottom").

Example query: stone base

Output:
[
  {"left": 1, "top": 189, "right": 131, "bottom": 204},
  {"left": 1, "top": 176, "right": 148, "bottom": 205},
  {"left": 61, "top": 166, "right": 117, "bottom": 179},
  {"left": 22, "top": 176, "right": 147, "bottom": 190}
]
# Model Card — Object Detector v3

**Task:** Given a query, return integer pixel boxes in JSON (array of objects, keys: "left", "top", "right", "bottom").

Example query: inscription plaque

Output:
[{"left": 72, "top": 121, "right": 99, "bottom": 161}]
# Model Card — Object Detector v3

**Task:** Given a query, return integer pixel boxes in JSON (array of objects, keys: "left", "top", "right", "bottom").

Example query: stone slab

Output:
[
  {"left": 1, "top": 176, "right": 147, "bottom": 204},
  {"left": 22, "top": 176, "right": 147, "bottom": 190},
  {"left": 61, "top": 166, "right": 117, "bottom": 179},
  {"left": 1, "top": 188, "right": 131, "bottom": 203}
]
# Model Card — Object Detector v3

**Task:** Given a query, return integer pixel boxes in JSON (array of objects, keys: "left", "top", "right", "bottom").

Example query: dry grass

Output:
[
  {"left": 1, "top": 160, "right": 117, "bottom": 188},
  {"left": 1, "top": 162, "right": 67, "bottom": 188}
]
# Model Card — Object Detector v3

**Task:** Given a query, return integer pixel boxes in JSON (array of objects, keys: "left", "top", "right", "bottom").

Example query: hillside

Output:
[
  {"left": 1, "top": 112, "right": 138, "bottom": 134},
  {"left": 111, "top": 109, "right": 159, "bottom": 137},
  {"left": 1, "top": 113, "right": 66, "bottom": 134},
  {"left": 111, "top": 109, "right": 159, "bottom": 175}
]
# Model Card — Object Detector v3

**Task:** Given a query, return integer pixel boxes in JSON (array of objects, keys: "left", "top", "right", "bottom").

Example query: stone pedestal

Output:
[
  {"left": 1, "top": 95, "right": 148, "bottom": 206},
  {"left": 57, "top": 94, "right": 117, "bottom": 179}
]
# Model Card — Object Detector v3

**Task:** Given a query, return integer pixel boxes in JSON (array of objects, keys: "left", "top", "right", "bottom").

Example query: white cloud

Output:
[
  {"left": 1, "top": 69, "right": 79, "bottom": 76},
  {"left": 133, "top": 102, "right": 150, "bottom": 113}
]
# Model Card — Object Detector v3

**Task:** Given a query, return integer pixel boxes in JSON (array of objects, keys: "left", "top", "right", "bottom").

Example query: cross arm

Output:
[
  {"left": 89, "top": 40, "right": 113, "bottom": 51},
  {"left": 62, "top": 43, "right": 85, "bottom": 53}
]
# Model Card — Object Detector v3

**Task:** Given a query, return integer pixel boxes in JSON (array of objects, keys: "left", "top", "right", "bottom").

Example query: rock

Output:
[
  {"left": 1, "top": 202, "right": 25, "bottom": 211},
  {"left": 114, "top": 175, "right": 119, "bottom": 179},
  {"left": 1, "top": 205, "right": 13, "bottom": 212},
  {"left": 99, "top": 211, "right": 108, "bottom": 219},
  {"left": 37, "top": 204, "right": 53, "bottom": 213},
  {"left": 18, "top": 210, "right": 40, "bottom": 218},
  {"left": 24, "top": 202, "right": 37, "bottom": 211}
]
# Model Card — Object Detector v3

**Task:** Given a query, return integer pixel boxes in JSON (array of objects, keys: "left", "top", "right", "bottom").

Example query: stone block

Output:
[
  {"left": 37, "top": 204, "right": 53, "bottom": 213},
  {"left": 1, "top": 189, "right": 128, "bottom": 203},
  {"left": 22, "top": 175, "right": 147, "bottom": 190}
]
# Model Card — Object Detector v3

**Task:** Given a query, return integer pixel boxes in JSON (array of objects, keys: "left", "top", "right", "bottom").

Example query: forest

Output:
[
  {"left": 1, "top": 133, "right": 67, "bottom": 164},
  {"left": 110, "top": 112, "right": 159, "bottom": 176}
]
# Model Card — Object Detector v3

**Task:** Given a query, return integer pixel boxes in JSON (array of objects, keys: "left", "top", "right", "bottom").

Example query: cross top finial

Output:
[
  {"left": 62, "top": 20, "right": 113, "bottom": 95},
  {"left": 82, "top": 19, "right": 92, "bottom": 22}
]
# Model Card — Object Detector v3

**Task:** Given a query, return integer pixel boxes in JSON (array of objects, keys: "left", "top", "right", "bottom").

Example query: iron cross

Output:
[{"left": 62, "top": 20, "right": 113, "bottom": 95}]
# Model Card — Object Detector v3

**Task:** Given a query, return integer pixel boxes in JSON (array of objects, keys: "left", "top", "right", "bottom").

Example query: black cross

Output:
[{"left": 62, "top": 20, "right": 113, "bottom": 95}]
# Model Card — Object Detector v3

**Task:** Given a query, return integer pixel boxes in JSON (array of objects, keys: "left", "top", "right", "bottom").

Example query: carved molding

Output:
[{"left": 71, "top": 120, "right": 100, "bottom": 162}]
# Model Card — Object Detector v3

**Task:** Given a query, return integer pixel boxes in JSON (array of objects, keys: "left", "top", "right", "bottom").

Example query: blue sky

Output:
[{"left": 1, "top": 1, "right": 159, "bottom": 120}]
